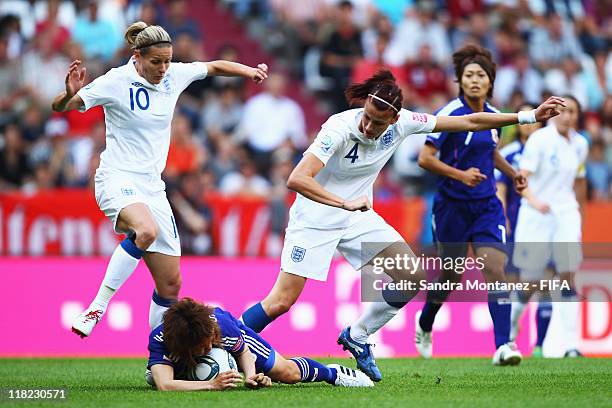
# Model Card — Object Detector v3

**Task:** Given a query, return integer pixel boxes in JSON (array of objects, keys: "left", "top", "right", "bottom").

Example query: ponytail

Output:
[
  {"left": 345, "top": 69, "right": 403, "bottom": 113},
  {"left": 124, "top": 21, "right": 172, "bottom": 54}
]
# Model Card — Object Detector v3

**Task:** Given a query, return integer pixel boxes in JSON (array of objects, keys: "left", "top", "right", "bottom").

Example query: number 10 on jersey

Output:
[{"left": 129, "top": 87, "right": 150, "bottom": 111}]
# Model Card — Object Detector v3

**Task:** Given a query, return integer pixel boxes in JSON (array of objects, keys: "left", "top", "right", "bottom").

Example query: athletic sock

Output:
[
  {"left": 349, "top": 300, "right": 401, "bottom": 343},
  {"left": 241, "top": 302, "right": 274, "bottom": 333},
  {"left": 560, "top": 288, "right": 579, "bottom": 351},
  {"left": 290, "top": 357, "right": 337, "bottom": 384},
  {"left": 510, "top": 290, "right": 531, "bottom": 341},
  {"left": 418, "top": 288, "right": 450, "bottom": 332},
  {"left": 488, "top": 290, "right": 511, "bottom": 348},
  {"left": 536, "top": 297, "right": 553, "bottom": 347},
  {"left": 89, "top": 238, "right": 143, "bottom": 313},
  {"left": 149, "top": 290, "right": 176, "bottom": 329}
]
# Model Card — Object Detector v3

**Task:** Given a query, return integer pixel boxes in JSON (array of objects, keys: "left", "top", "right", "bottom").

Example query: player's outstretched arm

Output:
[
  {"left": 204, "top": 60, "right": 268, "bottom": 83},
  {"left": 151, "top": 364, "right": 242, "bottom": 391},
  {"left": 287, "top": 153, "right": 371, "bottom": 211},
  {"left": 432, "top": 96, "right": 566, "bottom": 133},
  {"left": 52, "top": 59, "right": 86, "bottom": 112}
]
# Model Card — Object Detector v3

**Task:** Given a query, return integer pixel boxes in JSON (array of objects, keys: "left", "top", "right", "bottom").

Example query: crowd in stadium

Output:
[{"left": 0, "top": 0, "right": 610, "bottom": 253}]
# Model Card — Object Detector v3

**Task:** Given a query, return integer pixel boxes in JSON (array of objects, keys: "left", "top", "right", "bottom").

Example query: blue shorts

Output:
[
  {"left": 432, "top": 194, "right": 507, "bottom": 257},
  {"left": 240, "top": 326, "right": 276, "bottom": 373}
]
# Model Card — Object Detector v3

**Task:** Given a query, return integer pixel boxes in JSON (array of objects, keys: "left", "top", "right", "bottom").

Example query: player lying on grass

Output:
[{"left": 147, "top": 298, "right": 373, "bottom": 390}]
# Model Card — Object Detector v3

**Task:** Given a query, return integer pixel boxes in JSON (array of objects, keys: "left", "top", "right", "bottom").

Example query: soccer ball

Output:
[{"left": 188, "top": 347, "right": 238, "bottom": 381}]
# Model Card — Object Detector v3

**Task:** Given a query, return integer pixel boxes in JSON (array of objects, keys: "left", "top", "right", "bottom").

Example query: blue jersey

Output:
[
  {"left": 147, "top": 307, "right": 276, "bottom": 375},
  {"left": 426, "top": 96, "right": 502, "bottom": 200},
  {"left": 495, "top": 140, "right": 525, "bottom": 239}
]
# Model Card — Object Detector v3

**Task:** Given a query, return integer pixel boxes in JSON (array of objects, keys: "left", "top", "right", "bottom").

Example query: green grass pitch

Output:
[{"left": 0, "top": 357, "right": 610, "bottom": 407}]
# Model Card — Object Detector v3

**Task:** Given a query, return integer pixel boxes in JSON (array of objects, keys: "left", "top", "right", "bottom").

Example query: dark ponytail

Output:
[
  {"left": 453, "top": 44, "right": 496, "bottom": 98},
  {"left": 345, "top": 69, "right": 403, "bottom": 113}
]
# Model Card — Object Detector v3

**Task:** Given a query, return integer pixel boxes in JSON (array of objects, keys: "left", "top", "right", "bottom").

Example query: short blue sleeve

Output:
[
  {"left": 215, "top": 309, "right": 246, "bottom": 354},
  {"left": 147, "top": 324, "right": 174, "bottom": 369},
  {"left": 425, "top": 131, "right": 448, "bottom": 150}
]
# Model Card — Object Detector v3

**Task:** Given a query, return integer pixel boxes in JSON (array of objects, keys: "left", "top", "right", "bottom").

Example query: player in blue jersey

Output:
[
  {"left": 495, "top": 105, "right": 551, "bottom": 358},
  {"left": 239, "top": 67, "right": 564, "bottom": 380},
  {"left": 146, "top": 298, "right": 373, "bottom": 391},
  {"left": 414, "top": 45, "right": 537, "bottom": 365}
]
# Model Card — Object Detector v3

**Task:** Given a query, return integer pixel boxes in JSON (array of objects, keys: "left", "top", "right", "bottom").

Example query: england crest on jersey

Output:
[
  {"left": 381, "top": 129, "right": 394, "bottom": 149},
  {"left": 291, "top": 246, "right": 306, "bottom": 262}
]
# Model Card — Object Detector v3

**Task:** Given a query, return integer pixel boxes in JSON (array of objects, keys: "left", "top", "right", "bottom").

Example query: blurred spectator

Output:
[
  {"left": 446, "top": 0, "right": 484, "bottom": 23},
  {"left": 494, "top": 51, "right": 543, "bottom": 107},
  {"left": 71, "top": 0, "right": 122, "bottom": 62},
  {"left": 219, "top": 158, "right": 270, "bottom": 197},
  {"left": 209, "top": 138, "right": 239, "bottom": 184},
  {"left": 320, "top": 0, "right": 363, "bottom": 111},
  {"left": 201, "top": 83, "right": 244, "bottom": 148},
  {"left": 361, "top": 13, "right": 393, "bottom": 61},
  {"left": 164, "top": 113, "right": 207, "bottom": 182},
  {"left": 28, "top": 117, "right": 75, "bottom": 189},
  {"left": 267, "top": 0, "right": 329, "bottom": 75},
  {"left": 34, "top": 0, "right": 71, "bottom": 54},
  {"left": 451, "top": 11, "right": 496, "bottom": 56},
  {"left": 0, "top": 14, "right": 25, "bottom": 59},
  {"left": 587, "top": 139, "right": 611, "bottom": 199},
  {"left": 351, "top": 32, "right": 406, "bottom": 86},
  {"left": 238, "top": 72, "right": 306, "bottom": 175},
  {"left": 384, "top": 2, "right": 451, "bottom": 67},
  {"left": 21, "top": 33, "right": 70, "bottom": 107},
  {"left": 267, "top": 147, "right": 294, "bottom": 255},
  {"left": 0, "top": 123, "right": 32, "bottom": 190},
  {"left": 370, "top": 0, "right": 413, "bottom": 26},
  {"left": 0, "top": 30, "right": 27, "bottom": 128},
  {"left": 543, "top": 57, "right": 589, "bottom": 110},
  {"left": 169, "top": 170, "right": 213, "bottom": 255},
  {"left": 528, "top": 13, "right": 583, "bottom": 71},
  {"left": 404, "top": 44, "right": 449, "bottom": 109},
  {"left": 161, "top": 0, "right": 201, "bottom": 40}
]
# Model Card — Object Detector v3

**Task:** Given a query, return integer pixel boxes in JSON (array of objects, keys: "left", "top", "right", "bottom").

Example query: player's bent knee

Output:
[{"left": 136, "top": 224, "right": 158, "bottom": 249}]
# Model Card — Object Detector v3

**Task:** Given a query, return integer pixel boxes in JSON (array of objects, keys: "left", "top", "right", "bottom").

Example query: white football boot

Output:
[
  {"left": 71, "top": 308, "right": 104, "bottom": 338},
  {"left": 492, "top": 342, "right": 523, "bottom": 366},
  {"left": 415, "top": 324, "right": 433, "bottom": 359},
  {"left": 328, "top": 364, "right": 374, "bottom": 387}
]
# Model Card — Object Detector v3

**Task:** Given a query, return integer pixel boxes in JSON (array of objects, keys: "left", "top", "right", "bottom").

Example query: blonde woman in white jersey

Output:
[
  {"left": 51, "top": 22, "right": 268, "bottom": 338},
  {"left": 240, "top": 70, "right": 565, "bottom": 381},
  {"left": 512, "top": 96, "right": 588, "bottom": 357}
]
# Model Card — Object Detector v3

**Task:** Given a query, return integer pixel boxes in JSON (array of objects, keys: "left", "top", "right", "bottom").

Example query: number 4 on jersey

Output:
[{"left": 344, "top": 143, "right": 359, "bottom": 163}]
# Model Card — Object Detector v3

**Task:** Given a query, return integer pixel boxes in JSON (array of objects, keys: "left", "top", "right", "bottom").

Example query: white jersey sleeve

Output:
[
  {"left": 77, "top": 70, "right": 118, "bottom": 112},
  {"left": 304, "top": 116, "right": 347, "bottom": 165},
  {"left": 170, "top": 61, "right": 208, "bottom": 93},
  {"left": 519, "top": 130, "right": 544, "bottom": 173},
  {"left": 397, "top": 109, "right": 437, "bottom": 136},
  {"left": 575, "top": 135, "right": 589, "bottom": 178}
]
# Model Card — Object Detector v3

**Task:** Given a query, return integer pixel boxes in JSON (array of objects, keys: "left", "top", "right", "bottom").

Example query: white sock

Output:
[
  {"left": 559, "top": 300, "right": 579, "bottom": 351},
  {"left": 149, "top": 291, "right": 175, "bottom": 329},
  {"left": 89, "top": 242, "right": 141, "bottom": 313},
  {"left": 350, "top": 302, "right": 400, "bottom": 343},
  {"left": 510, "top": 300, "right": 528, "bottom": 341}
]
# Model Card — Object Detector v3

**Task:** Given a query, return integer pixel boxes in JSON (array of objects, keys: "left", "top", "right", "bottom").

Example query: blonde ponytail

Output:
[{"left": 124, "top": 21, "right": 172, "bottom": 52}]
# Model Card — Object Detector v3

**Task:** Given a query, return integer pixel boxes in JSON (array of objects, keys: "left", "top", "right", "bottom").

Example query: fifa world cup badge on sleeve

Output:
[
  {"left": 320, "top": 135, "right": 333, "bottom": 153},
  {"left": 291, "top": 246, "right": 306, "bottom": 262}
]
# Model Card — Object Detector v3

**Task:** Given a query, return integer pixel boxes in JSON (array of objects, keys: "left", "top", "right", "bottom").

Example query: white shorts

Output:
[
  {"left": 512, "top": 205, "right": 582, "bottom": 280},
  {"left": 94, "top": 169, "right": 181, "bottom": 256},
  {"left": 280, "top": 210, "right": 403, "bottom": 281}
]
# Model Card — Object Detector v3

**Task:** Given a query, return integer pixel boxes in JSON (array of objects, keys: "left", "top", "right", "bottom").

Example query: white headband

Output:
[{"left": 368, "top": 93, "right": 399, "bottom": 112}]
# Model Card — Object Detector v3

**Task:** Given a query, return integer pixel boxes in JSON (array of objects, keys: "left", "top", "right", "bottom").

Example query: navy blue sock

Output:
[
  {"left": 382, "top": 288, "right": 409, "bottom": 308},
  {"left": 241, "top": 302, "right": 274, "bottom": 333},
  {"left": 536, "top": 300, "right": 552, "bottom": 347},
  {"left": 488, "top": 290, "right": 511, "bottom": 348},
  {"left": 419, "top": 289, "right": 450, "bottom": 332},
  {"left": 562, "top": 287, "right": 577, "bottom": 299},
  {"left": 152, "top": 290, "right": 175, "bottom": 307},
  {"left": 290, "top": 357, "right": 337, "bottom": 384}
]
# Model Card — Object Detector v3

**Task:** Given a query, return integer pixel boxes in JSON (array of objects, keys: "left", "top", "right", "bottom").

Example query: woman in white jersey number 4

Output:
[
  {"left": 52, "top": 22, "right": 268, "bottom": 338},
  {"left": 240, "top": 70, "right": 564, "bottom": 381}
]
